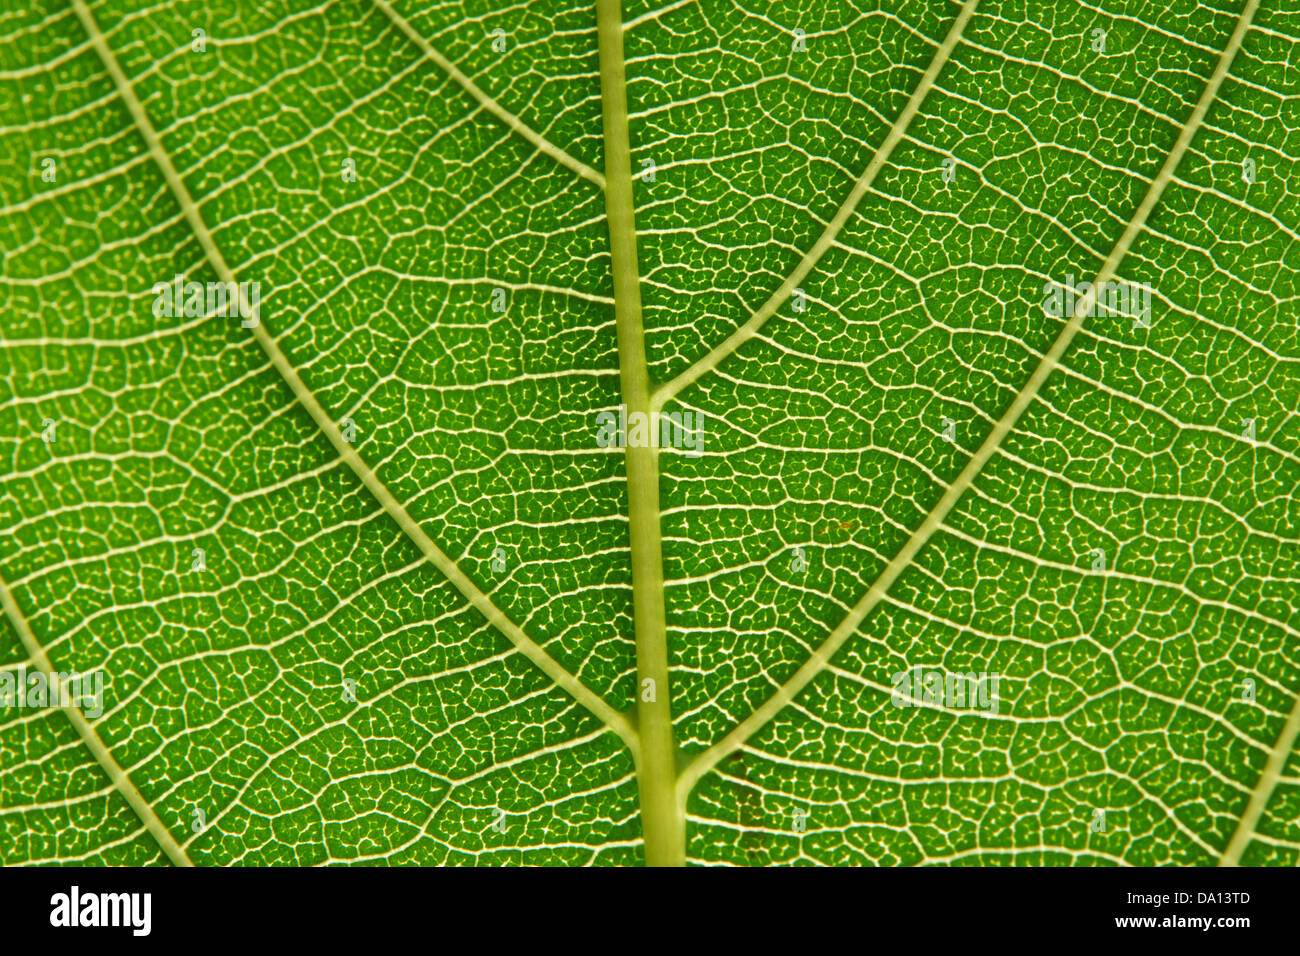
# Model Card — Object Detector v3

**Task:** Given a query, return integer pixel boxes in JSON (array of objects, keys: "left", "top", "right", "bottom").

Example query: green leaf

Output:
[{"left": 0, "top": 0, "right": 1296, "bottom": 867}]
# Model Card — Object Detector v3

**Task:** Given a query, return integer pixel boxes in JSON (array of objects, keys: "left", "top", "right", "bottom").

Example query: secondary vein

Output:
[
  {"left": 369, "top": 0, "right": 606, "bottom": 189},
  {"left": 1221, "top": 680, "right": 1300, "bottom": 865},
  {"left": 69, "top": 0, "right": 637, "bottom": 758},
  {"left": 678, "top": 0, "right": 1263, "bottom": 801},
  {"left": 650, "top": 0, "right": 981, "bottom": 414},
  {"left": 0, "top": 573, "right": 194, "bottom": 867}
]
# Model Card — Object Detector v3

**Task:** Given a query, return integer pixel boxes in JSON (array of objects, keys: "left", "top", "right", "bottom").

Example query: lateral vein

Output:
[
  {"left": 1220, "top": 687, "right": 1300, "bottom": 865},
  {"left": 0, "top": 574, "right": 194, "bottom": 867},
  {"left": 69, "top": 0, "right": 637, "bottom": 756},
  {"left": 369, "top": 0, "right": 606, "bottom": 189},
  {"left": 678, "top": 0, "right": 1261, "bottom": 800},
  {"left": 650, "top": 0, "right": 981, "bottom": 413}
]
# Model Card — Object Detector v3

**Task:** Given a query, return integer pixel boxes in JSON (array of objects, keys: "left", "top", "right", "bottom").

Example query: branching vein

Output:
[
  {"left": 1221, "top": 685, "right": 1300, "bottom": 865},
  {"left": 69, "top": 0, "right": 637, "bottom": 772},
  {"left": 0, "top": 573, "right": 194, "bottom": 867},
  {"left": 678, "top": 0, "right": 1263, "bottom": 803},
  {"left": 650, "top": 0, "right": 981, "bottom": 413},
  {"left": 369, "top": 0, "right": 606, "bottom": 189}
]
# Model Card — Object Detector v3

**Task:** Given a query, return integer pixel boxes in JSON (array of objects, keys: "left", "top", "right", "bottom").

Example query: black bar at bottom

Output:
[{"left": 0, "top": 864, "right": 1291, "bottom": 946}]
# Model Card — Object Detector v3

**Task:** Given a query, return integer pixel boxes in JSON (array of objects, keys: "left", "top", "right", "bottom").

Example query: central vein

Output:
[{"left": 595, "top": 0, "right": 684, "bottom": 867}]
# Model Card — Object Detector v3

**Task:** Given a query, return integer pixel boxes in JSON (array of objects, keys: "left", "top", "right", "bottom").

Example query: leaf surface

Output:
[{"left": 0, "top": 0, "right": 1296, "bottom": 866}]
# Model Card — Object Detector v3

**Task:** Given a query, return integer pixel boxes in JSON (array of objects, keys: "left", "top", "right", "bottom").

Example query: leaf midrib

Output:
[
  {"left": 6, "top": 0, "right": 1289, "bottom": 869},
  {"left": 595, "top": 0, "right": 682, "bottom": 867},
  {"left": 15, "top": 0, "right": 638, "bottom": 866}
]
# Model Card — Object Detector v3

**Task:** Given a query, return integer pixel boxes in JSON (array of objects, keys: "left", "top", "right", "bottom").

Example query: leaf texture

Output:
[{"left": 0, "top": 0, "right": 1296, "bottom": 867}]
